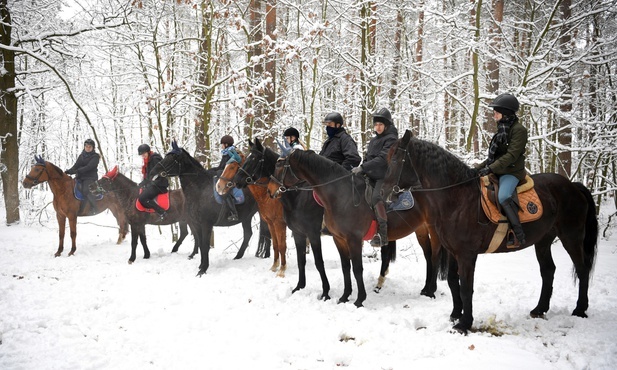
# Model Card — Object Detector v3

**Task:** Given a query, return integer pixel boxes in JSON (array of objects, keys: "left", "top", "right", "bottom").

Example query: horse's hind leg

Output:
[
  {"left": 128, "top": 225, "right": 139, "bottom": 264},
  {"left": 309, "top": 232, "right": 330, "bottom": 300},
  {"left": 351, "top": 251, "right": 366, "bottom": 308},
  {"left": 233, "top": 219, "right": 253, "bottom": 260},
  {"left": 274, "top": 221, "right": 287, "bottom": 278},
  {"left": 139, "top": 230, "right": 150, "bottom": 259},
  {"left": 561, "top": 235, "right": 591, "bottom": 318},
  {"left": 530, "top": 236, "right": 556, "bottom": 318},
  {"left": 375, "top": 241, "right": 396, "bottom": 293},
  {"left": 171, "top": 222, "right": 189, "bottom": 253},
  {"left": 68, "top": 216, "right": 78, "bottom": 256},
  {"left": 55, "top": 214, "right": 66, "bottom": 257},
  {"left": 447, "top": 256, "right": 463, "bottom": 321},
  {"left": 292, "top": 232, "right": 307, "bottom": 293},
  {"left": 334, "top": 239, "right": 353, "bottom": 304}
]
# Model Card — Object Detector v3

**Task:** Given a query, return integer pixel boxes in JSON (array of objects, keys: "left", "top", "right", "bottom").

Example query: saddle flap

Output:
[
  {"left": 136, "top": 192, "right": 171, "bottom": 213},
  {"left": 480, "top": 175, "right": 543, "bottom": 224},
  {"left": 74, "top": 180, "right": 103, "bottom": 201}
]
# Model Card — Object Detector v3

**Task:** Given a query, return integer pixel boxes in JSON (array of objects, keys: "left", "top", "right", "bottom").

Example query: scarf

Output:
[
  {"left": 487, "top": 115, "right": 517, "bottom": 165},
  {"left": 326, "top": 126, "right": 342, "bottom": 138},
  {"left": 141, "top": 151, "right": 153, "bottom": 179}
]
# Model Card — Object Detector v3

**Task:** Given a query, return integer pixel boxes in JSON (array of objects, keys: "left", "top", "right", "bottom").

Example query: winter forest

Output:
[{"left": 0, "top": 0, "right": 616, "bottom": 226}]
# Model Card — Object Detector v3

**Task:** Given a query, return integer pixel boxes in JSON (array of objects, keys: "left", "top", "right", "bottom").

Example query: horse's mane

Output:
[
  {"left": 292, "top": 149, "right": 349, "bottom": 179},
  {"left": 114, "top": 172, "right": 137, "bottom": 187},
  {"left": 263, "top": 146, "right": 280, "bottom": 173},
  {"left": 45, "top": 161, "right": 67, "bottom": 177},
  {"left": 407, "top": 137, "right": 476, "bottom": 184}
]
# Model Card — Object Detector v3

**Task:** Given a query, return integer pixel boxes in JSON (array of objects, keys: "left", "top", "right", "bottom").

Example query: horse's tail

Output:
[
  {"left": 573, "top": 182, "right": 598, "bottom": 277},
  {"left": 437, "top": 246, "right": 449, "bottom": 281},
  {"left": 386, "top": 240, "right": 397, "bottom": 263}
]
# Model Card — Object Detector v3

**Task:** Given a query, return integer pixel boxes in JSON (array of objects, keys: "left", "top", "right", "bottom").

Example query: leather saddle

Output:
[
  {"left": 480, "top": 174, "right": 543, "bottom": 224},
  {"left": 136, "top": 191, "right": 170, "bottom": 213}
]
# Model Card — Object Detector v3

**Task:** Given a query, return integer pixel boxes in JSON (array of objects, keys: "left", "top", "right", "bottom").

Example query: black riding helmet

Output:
[
  {"left": 84, "top": 138, "right": 96, "bottom": 149},
  {"left": 372, "top": 108, "right": 392, "bottom": 126},
  {"left": 323, "top": 112, "right": 344, "bottom": 126},
  {"left": 284, "top": 127, "right": 300, "bottom": 138},
  {"left": 138, "top": 144, "right": 151, "bottom": 155},
  {"left": 489, "top": 93, "right": 519, "bottom": 116},
  {"left": 220, "top": 135, "right": 234, "bottom": 145}
]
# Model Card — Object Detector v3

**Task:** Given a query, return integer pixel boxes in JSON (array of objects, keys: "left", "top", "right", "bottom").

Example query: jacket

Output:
[
  {"left": 66, "top": 150, "right": 100, "bottom": 181},
  {"left": 144, "top": 152, "right": 169, "bottom": 190},
  {"left": 361, "top": 125, "right": 399, "bottom": 181},
  {"left": 480, "top": 118, "right": 528, "bottom": 181},
  {"left": 318, "top": 128, "right": 361, "bottom": 171}
]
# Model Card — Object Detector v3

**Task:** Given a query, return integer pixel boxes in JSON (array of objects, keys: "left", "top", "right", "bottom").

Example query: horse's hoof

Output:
[
  {"left": 54, "top": 253, "right": 61, "bottom": 258},
  {"left": 144, "top": 255, "right": 150, "bottom": 260},
  {"left": 529, "top": 310, "right": 546, "bottom": 319},
  {"left": 420, "top": 290, "right": 436, "bottom": 299},
  {"left": 451, "top": 323, "right": 468, "bottom": 335},
  {"left": 320, "top": 294, "right": 331, "bottom": 301},
  {"left": 374, "top": 286, "right": 382, "bottom": 294},
  {"left": 187, "top": 254, "right": 195, "bottom": 260},
  {"left": 196, "top": 270, "right": 207, "bottom": 277},
  {"left": 353, "top": 301, "right": 364, "bottom": 308},
  {"left": 128, "top": 260, "right": 134, "bottom": 265},
  {"left": 572, "top": 309, "right": 588, "bottom": 318},
  {"left": 337, "top": 298, "right": 349, "bottom": 304}
]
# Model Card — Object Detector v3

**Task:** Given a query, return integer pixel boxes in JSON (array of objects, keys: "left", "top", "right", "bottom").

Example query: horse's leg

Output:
[
  {"left": 197, "top": 226, "right": 213, "bottom": 276},
  {"left": 309, "top": 231, "right": 330, "bottom": 300},
  {"left": 351, "top": 242, "right": 366, "bottom": 308},
  {"left": 255, "top": 218, "right": 271, "bottom": 259},
  {"left": 292, "top": 232, "right": 307, "bottom": 293},
  {"left": 55, "top": 214, "right": 66, "bottom": 257},
  {"left": 117, "top": 220, "right": 129, "bottom": 244},
  {"left": 267, "top": 220, "right": 281, "bottom": 272},
  {"left": 530, "top": 236, "right": 556, "bottom": 318},
  {"left": 415, "top": 225, "right": 435, "bottom": 298},
  {"left": 452, "top": 254, "right": 478, "bottom": 334},
  {"left": 188, "top": 228, "right": 200, "bottom": 260},
  {"left": 138, "top": 226, "right": 150, "bottom": 259},
  {"left": 447, "top": 255, "right": 463, "bottom": 321},
  {"left": 375, "top": 241, "right": 396, "bottom": 293},
  {"left": 333, "top": 237, "right": 353, "bottom": 304},
  {"left": 68, "top": 216, "right": 78, "bottom": 256},
  {"left": 233, "top": 218, "right": 254, "bottom": 260},
  {"left": 275, "top": 220, "right": 287, "bottom": 278},
  {"left": 128, "top": 225, "right": 139, "bottom": 264},
  {"left": 171, "top": 222, "right": 189, "bottom": 253},
  {"left": 555, "top": 230, "right": 592, "bottom": 318}
]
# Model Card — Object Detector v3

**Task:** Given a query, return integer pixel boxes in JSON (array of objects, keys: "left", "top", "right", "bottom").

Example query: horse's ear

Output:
[
  {"left": 172, "top": 140, "right": 178, "bottom": 150},
  {"left": 255, "top": 138, "right": 263, "bottom": 151},
  {"left": 35, "top": 155, "right": 44, "bottom": 164},
  {"left": 401, "top": 130, "right": 412, "bottom": 146},
  {"left": 248, "top": 139, "right": 254, "bottom": 147}
]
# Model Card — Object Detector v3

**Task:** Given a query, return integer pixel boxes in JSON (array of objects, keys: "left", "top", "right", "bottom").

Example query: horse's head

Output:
[
  {"left": 155, "top": 140, "right": 185, "bottom": 178},
  {"left": 215, "top": 153, "right": 245, "bottom": 195},
  {"left": 90, "top": 166, "right": 119, "bottom": 195},
  {"left": 267, "top": 150, "right": 304, "bottom": 199},
  {"left": 22, "top": 155, "right": 50, "bottom": 188},
  {"left": 234, "top": 138, "right": 269, "bottom": 189},
  {"left": 382, "top": 130, "right": 422, "bottom": 202}
]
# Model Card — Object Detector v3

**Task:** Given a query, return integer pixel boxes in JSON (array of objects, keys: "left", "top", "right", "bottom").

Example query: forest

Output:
[{"left": 1, "top": 0, "right": 616, "bottom": 227}]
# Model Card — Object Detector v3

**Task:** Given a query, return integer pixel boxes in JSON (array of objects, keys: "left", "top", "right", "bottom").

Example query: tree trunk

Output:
[
  {"left": 484, "top": 0, "right": 503, "bottom": 138},
  {"left": 557, "top": 0, "right": 572, "bottom": 178},
  {"left": 0, "top": 1, "right": 20, "bottom": 224}
]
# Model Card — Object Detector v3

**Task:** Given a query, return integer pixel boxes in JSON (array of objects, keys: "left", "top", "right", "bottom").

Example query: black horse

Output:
[
  {"left": 382, "top": 130, "right": 598, "bottom": 334},
  {"left": 268, "top": 148, "right": 444, "bottom": 307},
  {"left": 89, "top": 166, "right": 194, "bottom": 263},
  {"left": 153, "top": 141, "right": 263, "bottom": 276}
]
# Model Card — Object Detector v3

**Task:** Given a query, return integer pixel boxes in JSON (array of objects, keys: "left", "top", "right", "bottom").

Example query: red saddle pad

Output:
[{"left": 136, "top": 192, "right": 170, "bottom": 213}]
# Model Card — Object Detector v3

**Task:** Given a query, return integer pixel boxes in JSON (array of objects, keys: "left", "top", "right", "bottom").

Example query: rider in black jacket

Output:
[
  {"left": 137, "top": 144, "right": 169, "bottom": 219},
  {"left": 319, "top": 112, "right": 361, "bottom": 170},
  {"left": 65, "top": 138, "right": 100, "bottom": 215}
]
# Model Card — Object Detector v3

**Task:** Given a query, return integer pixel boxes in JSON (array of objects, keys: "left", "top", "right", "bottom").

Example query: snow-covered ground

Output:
[{"left": 1, "top": 208, "right": 616, "bottom": 369}]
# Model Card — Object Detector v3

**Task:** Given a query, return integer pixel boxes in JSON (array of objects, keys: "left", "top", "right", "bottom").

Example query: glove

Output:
[
  {"left": 351, "top": 166, "right": 364, "bottom": 175},
  {"left": 65, "top": 169, "right": 74, "bottom": 175},
  {"left": 477, "top": 166, "right": 492, "bottom": 177}
]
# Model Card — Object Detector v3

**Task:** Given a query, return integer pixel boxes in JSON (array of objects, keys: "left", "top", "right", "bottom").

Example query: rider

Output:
[
  {"left": 137, "top": 144, "right": 169, "bottom": 219},
  {"left": 216, "top": 135, "right": 242, "bottom": 221},
  {"left": 351, "top": 108, "right": 399, "bottom": 247},
  {"left": 319, "top": 112, "right": 361, "bottom": 170},
  {"left": 476, "top": 93, "right": 527, "bottom": 245},
  {"left": 283, "top": 127, "right": 306, "bottom": 150},
  {"left": 65, "top": 138, "right": 100, "bottom": 215}
]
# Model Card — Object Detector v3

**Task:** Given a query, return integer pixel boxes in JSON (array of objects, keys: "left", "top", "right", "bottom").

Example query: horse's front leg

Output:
[
  {"left": 334, "top": 237, "right": 353, "bottom": 304},
  {"left": 447, "top": 255, "right": 462, "bottom": 321},
  {"left": 138, "top": 227, "right": 150, "bottom": 259},
  {"left": 415, "top": 225, "right": 435, "bottom": 297},
  {"left": 128, "top": 225, "right": 139, "bottom": 264},
  {"left": 197, "top": 226, "right": 213, "bottom": 276},
  {"left": 55, "top": 214, "right": 66, "bottom": 257},
  {"left": 309, "top": 231, "right": 330, "bottom": 301},
  {"left": 292, "top": 232, "right": 307, "bottom": 293},
  {"left": 351, "top": 246, "right": 366, "bottom": 308},
  {"left": 68, "top": 216, "right": 78, "bottom": 256},
  {"left": 233, "top": 218, "right": 253, "bottom": 260},
  {"left": 452, "top": 254, "right": 478, "bottom": 335}
]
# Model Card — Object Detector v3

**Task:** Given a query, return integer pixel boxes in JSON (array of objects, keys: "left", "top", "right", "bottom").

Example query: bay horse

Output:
[
  {"left": 215, "top": 147, "right": 288, "bottom": 277},
  {"left": 268, "top": 148, "right": 444, "bottom": 307},
  {"left": 221, "top": 138, "right": 330, "bottom": 299},
  {"left": 152, "top": 141, "right": 263, "bottom": 276},
  {"left": 22, "top": 155, "right": 129, "bottom": 257},
  {"left": 382, "top": 130, "right": 598, "bottom": 334},
  {"left": 89, "top": 166, "right": 193, "bottom": 264}
]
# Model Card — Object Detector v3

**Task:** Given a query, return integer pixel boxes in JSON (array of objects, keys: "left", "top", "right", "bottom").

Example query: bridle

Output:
[
  {"left": 25, "top": 163, "right": 47, "bottom": 185},
  {"left": 389, "top": 145, "right": 423, "bottom": 195},
  {"left": 269, "top": 156, "right": 306, "bottom": 194},
  {"left": 236, "top": 151, "right": 269, "bottom": 188}
]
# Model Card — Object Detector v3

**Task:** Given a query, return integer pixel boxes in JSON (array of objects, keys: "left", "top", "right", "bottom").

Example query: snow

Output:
[{"left": 1, "top": 210, "right": 616, "bottom": 369}]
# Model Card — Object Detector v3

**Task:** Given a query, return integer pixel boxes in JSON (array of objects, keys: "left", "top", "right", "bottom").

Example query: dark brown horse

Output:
[
  {"left": 152, "top": 141, "right": 263, "bottom": 276},
  {"left": 268, "top": 148, "right": 444, "bottom": 307},
  {"left": 215, "top": 153, "right": 288, "bottom": 277},
  {"left": 22, "top": 156, "right": 129, "bottom": 257},
  {"left": 382, "top": 130, "right": 598, "bottom": 334},
  {"left": 90, "top": 166, "right": 193, "bottom": 264}
]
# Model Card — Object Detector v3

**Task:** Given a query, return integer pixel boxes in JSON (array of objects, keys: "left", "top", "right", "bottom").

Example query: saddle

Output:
[
  {"left": 480, "top": 174, "right": 543, "bottom": 224},
  {"left": 74, "top": 180, "right": 103, "bottom": 201},
  {"left": 136, "top": 191, "right": 171, "bottom": 213}
]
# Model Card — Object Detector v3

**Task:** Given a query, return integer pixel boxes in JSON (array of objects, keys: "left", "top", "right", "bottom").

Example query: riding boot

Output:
[
  {"left": 370, "top": 201, "right": 388, "bottom": 248},
  {"left": 86, "top": 194, "right": 98, "bottom": 215},
  {"left": 501, "top": 197, "right": 526, "bottom": 245},
  {"left": 78, "top": 200, "right": 87, "bottom": 216},
  {"left": 145, "top": 199, "right": 167, "bottom": 220},
  {"left": 225, "top": 193, "right": 239, "bottom": 221}
]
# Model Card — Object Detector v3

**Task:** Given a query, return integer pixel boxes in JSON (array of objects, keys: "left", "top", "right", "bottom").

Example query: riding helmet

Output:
[
  {"left": 84, "top": 138, "right": 96, "bottom": 149},
  {"left": 283, "top": 127, "right": 300, "bottom": 138},
  {"left": 372, "top": 108, "right": 393, "bottom": 126},
  {"left": 138, "top": 144, "right": 151, "bottom": 155},
  {"left": 489, "top": 93, "right": 519, "bottom": 116},
  {"left": 323, "top": 112, "right": 344, "bottom": 126},
  {"left": 220, "top": 135, "right": 234, "bottom": 145}
]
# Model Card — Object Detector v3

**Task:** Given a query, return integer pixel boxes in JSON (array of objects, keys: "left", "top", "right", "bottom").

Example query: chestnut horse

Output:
[
  {"left": 382, "top": 130, "right": 598, "bottom": 334},
  {"left": 215, "top": 151, "right": 288, "bottom": 277},
  {"left": 152, "top": 141, "right": 263, "bottom": 276},
  {"left": 268, "top": 149, "right": 443, "bottom": 307},
  {"left": 22, "top": 156, "right": 129, "bottom": 257},
  {"left": 90, "top": 166, "right": 193, "bottom": 264}
]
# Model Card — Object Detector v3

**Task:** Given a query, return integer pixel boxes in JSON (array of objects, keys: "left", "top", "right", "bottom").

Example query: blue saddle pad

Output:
[
  {"left": 74, "top": 180, "right": 103, "bottom": 201},
  {"left": 387, "top": 190, "right": 414, "bottom": 212},
  {"left": 212, "top": 178, "right": 245, "bottom": 205}
]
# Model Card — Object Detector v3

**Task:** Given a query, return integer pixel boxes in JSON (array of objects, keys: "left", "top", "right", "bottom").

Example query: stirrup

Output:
[
  {"left": 370, "top": 234, "right": 385, "bottom": 248},
  {"left": 227, "top": 214, "right": 238, "bottom": 221}
]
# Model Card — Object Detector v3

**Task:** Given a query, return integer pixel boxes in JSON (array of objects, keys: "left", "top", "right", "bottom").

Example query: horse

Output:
[
  {"left": 268, "top": 148, "right": 444, "bottom": 307},
  {"left": 89, "top": 166, "right": 194, "bottom": 263},
  {"left": 22, "top": 155, "right": 129, "bottom": 257},
  {"left": 215, "top": 146, "right": 288, "bottom": 277},
  {"left": 219, "top": 138, "right": 331, "bottom": 299},
  {"left": 152, "top": 141, "right": 264, "bottom": 276},
  {"left": 382, "top": 130, "right": 598, "bottom": 334}
]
